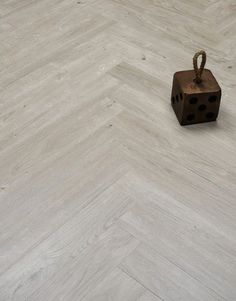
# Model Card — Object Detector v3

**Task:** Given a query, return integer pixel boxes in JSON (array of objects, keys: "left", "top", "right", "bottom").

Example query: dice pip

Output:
[{"left": 171, "top": 50, "right": 221, "bottom": 125}]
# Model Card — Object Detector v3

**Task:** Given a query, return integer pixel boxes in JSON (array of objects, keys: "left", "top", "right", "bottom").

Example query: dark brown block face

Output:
[{"left": 171, "top": 69, "right": 221, "bottom": 125}]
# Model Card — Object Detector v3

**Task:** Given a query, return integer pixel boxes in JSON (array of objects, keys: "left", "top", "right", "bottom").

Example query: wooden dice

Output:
[{"left": 171, "top": 50, "right": 221, "bottom": 125}]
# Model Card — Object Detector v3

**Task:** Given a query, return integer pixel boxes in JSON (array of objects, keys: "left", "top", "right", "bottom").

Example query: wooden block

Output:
[{"left": 171, "top": 51, "right": 221, "bottom": 125}]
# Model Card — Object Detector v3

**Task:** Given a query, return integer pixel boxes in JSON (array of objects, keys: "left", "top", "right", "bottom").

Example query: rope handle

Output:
[{"left": 193, "top": 50, "right": 206, "bottom": 84}]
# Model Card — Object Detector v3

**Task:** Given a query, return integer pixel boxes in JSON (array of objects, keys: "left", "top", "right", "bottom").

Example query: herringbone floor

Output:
[{"left": 0, "top": 0, "right": 236, "bottom": 300}]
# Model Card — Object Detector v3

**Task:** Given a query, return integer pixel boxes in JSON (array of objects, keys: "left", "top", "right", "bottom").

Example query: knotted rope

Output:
[{"left": 193, "top": 50, "right": 206, "bottom": 84}]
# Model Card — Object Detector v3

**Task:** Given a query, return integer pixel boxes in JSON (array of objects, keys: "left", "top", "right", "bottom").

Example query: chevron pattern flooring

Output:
[{"left": 0, "top": 0, "right": 236, "bottom": 300}]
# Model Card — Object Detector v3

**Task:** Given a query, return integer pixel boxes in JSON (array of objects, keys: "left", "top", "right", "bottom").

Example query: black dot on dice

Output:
[
  {"left": 206, "top": 112, "right": 215, "bottom": 119},
  {"left": 189, "top": 97, "right": 198, "bottom": 104},
  {"left": 208, "top": 95, "right": 217, "bottom": 103},
  {"left": 198, "top": 104, "right": 206, "bottom": 111},
  {"left": 187, "top": 114, "right": 195, "bottom": 121}
]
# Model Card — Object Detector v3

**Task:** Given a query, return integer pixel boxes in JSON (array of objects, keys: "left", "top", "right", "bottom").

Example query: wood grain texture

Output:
[
  {"left": 83, "top": 268, "right": 162, "bottom": 301},
  {"left": 0, "top": 0, "right": 236, "bottom": 300}
]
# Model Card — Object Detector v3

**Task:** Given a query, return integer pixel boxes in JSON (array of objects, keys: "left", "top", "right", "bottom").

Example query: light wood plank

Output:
[
  {"left": 0, "top": 176, "right": 136, "bottom": 300},
  {"left": 83, "top": 268, "right": 147, "bottom": 301},
  {"left": 120, "top": 243, "right": 225, "bottom": 301},
  {"left": 118, "top": 173, "right": 236, "bottom": 300}
]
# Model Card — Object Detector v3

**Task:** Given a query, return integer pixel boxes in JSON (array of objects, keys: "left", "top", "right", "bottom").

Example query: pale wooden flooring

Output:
[{"left": 0, "top": 0, "right": 236, "bottom": 300}]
